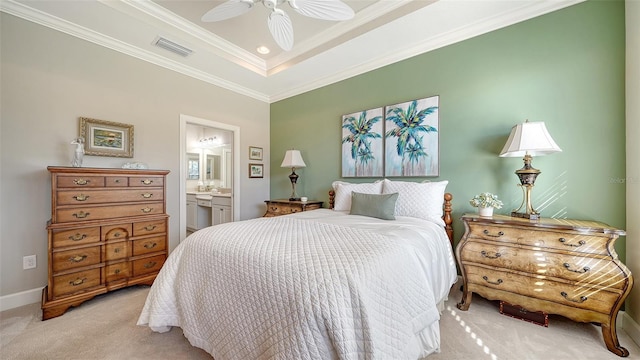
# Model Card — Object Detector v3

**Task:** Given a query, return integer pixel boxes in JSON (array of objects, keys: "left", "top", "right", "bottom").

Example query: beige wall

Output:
[
  {"left": 626, "top": 0, "right": 640, "bottom": 331},
  {"left": 0, "top": 13, "right": 270, "bottom": 298}
]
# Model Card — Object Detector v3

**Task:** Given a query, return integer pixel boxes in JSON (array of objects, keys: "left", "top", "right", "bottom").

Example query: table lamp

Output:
[
  {"left": 281, "top": 149, "right": 306, "bottom": 201},
  {"left": 500, "top": 120, "right": 562, "bottom": 219}
]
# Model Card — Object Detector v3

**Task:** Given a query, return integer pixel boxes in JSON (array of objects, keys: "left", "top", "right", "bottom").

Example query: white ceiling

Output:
[{"left": 1, "top": 0, "right": 584, "bottom": 103}]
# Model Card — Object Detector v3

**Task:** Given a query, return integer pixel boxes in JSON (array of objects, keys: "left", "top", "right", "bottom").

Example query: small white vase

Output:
[{"left": 478, "top": 206, "right": 494, "bottom": 217}]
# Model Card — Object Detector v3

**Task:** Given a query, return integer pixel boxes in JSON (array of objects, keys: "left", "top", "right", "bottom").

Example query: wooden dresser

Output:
[
  {"left": 42, "top": 167, "right": 170, "bottom": 320},
  {"left": 263, "top": 199, "right": 323, "bottom": 217},
  {"left": 456, "top": 214, "right": 633, "bottom": 357}
]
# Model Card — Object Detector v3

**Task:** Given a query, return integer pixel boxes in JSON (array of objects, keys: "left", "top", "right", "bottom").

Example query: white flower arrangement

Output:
[{"left": 469, "top": 192, "right": 503, "bottom": 209}]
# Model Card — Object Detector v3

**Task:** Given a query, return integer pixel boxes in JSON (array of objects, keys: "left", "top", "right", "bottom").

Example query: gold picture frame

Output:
[
  {"left": 249, "top": 146, "right": 263, "bottom": 160},
  {"left": 80, "top": 117, "right": 134, "bottom": 158}
]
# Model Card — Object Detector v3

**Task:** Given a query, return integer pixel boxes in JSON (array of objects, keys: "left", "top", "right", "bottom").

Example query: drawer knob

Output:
[
  {"left": 560, "top": 291, "right": 588, "bottom": 303},
  {"left": 143, "top": 261, "right": 157, "bottom": 269},
  {"left": 70, "top": 277, "right": 87, "bottom": 286},
  {"left": 558, "top": 238, "right": 586, "bottom": 247},
  {"left": 114, "top": 269, "right": 121, "bottom": 274},
  {"left": 69, "top": 233, "right": 87, "bottom": 241},
  {"left": 563, "top": 263, "right": 590, "bottom": 274},
  {"left": 114, "top": 248, "right": 121, "bottom": 253},
  {"left": 72, "top": 211, "right": 90, "bottom": 219},
  {"left": 73, "top": 194, "right": 89, "bottom": 201},
  {"left": 73, "top": 178, "right": 89, "bottom": 185},
  {"left": 115, "top": 179, "right": 121, "bottom": 183},
  {"left": 141, "top": 193, "right": 153, "bottom": 198},
  {"left": 144, "top": 242, "right": 157, "bottom": 249},
  {"left": 141, "top": 179, "right": 153, "bottom": 185},
  {"left": 141, "top": 207, "right": 153, "bottom": 213},
  {"left": 482, "top": 275, "right": 503, "bottom": 285},
  {"left": 481, "top": 250, "right": 502, "bottom": 259},
  {"left": 482, "top": 229, "right": 504, "bottom": 238},
  {"left": 144, "top": 225, "right": 157, "bottom": 231},
  {"left": 113, "top": 232, "right": 121, "bottom": 238},
  {"left": 69, "top": 255, "right": 88, "bottom": 263}
]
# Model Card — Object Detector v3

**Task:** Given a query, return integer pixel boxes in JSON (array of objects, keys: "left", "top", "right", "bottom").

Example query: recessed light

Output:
[{"left": 256, "top": 46, "right": 270, "bottom": 55}]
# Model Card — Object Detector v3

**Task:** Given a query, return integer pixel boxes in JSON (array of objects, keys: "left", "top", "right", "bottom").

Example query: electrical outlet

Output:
[{"left": 23, "top": 255, "right": 36, "bottom": 270}]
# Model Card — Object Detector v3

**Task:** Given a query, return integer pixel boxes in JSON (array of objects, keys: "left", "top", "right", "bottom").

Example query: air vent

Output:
[{"left": 153, "top": 36, "right": 193, "bottom": 57}]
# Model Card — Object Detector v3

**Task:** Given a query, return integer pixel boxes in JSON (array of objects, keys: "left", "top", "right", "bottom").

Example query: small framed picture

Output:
[
  {"left": 249, "top": 146, "right": 263, "bottom": 160},
  {"left": 80, "top": 117, "right": 134, "bottom": 158},
  {"left": 249, "top": 163, "right": 263, "bottom": 178}
]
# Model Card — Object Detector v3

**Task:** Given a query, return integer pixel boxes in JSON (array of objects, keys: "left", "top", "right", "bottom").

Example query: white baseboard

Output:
[
  {"left": 621, "top": 311, "right": 640, "bottom": 347},
  {"left": 0, "top": 287, "right": 43, "bottom": 312}
]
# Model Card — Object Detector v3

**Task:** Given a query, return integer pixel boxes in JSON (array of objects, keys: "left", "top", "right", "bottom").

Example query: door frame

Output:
[{"left": 179, "top": 114, "right": 240, "bottom": 243}]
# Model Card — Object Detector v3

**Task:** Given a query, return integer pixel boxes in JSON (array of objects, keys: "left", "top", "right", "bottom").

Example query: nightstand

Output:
[
  {"left": 263, "top": 199, "right": 323, "bottom": 217},
  {"left": 456, "top": 214, "right": 632, "bottom": 357}
]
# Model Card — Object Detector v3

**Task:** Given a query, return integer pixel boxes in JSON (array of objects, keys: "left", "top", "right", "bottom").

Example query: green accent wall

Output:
[{"left": 271, "top": 1, "right": 626, "bottom": 255}]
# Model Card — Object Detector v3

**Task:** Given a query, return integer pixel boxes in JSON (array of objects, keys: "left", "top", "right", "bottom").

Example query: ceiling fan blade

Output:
[
  {"left": 201, "top": 0, "right": 255, "bottom": 22},
  {"left": 268, "top": 9, "right": 294, "bottom": 51},
  {"left": 287, "top": 0, "right": 354, "bottom": 21}
]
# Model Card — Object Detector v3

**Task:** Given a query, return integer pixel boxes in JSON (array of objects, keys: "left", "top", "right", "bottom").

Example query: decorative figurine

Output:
[{"left": 70, "top": 137, "right": 84, "bottom": 167}]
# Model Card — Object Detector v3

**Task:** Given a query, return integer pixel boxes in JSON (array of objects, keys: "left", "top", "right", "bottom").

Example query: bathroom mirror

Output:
[
  {"left": 206, "top": 154, "right": 221, "bottom": 181},
  {"left": 187, "top": 152, "right": 200, "bottom": 180}
]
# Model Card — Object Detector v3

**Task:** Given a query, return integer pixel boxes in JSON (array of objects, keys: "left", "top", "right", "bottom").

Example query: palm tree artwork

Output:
[
  {"left": 385, "top": 96, "right": 439, "bottom": 176},
  {"left": 341, "top": 108, "right": 383, "bottom": 177}
]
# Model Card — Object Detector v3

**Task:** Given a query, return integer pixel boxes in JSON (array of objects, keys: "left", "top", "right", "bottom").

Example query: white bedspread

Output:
[{"left": 138, "top": 209, "right": 457, "bottom": 359}]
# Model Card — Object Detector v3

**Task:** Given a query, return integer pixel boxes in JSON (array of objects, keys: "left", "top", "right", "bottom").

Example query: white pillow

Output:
[
  {"left": 382, "top": 179, "right": 448, "bottom": 226},
  {"left": 332, "top": 180, "right": 383, "bottom": 211}
]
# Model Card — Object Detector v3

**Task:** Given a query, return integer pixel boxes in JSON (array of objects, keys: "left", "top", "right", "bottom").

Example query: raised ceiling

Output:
[{"left": 1, "top": 0, "right": 583, "bottom": 103}]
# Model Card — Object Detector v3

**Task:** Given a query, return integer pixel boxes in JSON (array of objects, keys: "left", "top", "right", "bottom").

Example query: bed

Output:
[{"left": 138, "top": 179, "right": 458, "bottom": 359}]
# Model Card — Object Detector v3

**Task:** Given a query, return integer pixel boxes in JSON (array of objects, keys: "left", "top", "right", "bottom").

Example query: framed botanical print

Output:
[
  {"left": 384, "top": 95, "right": 439, "bottom": 177},
  {"left": 249, "top": 163, "right": 263, "bottom": 178},
  {"left": 341, "top": 108, "right": 384, "bottom": 177}
]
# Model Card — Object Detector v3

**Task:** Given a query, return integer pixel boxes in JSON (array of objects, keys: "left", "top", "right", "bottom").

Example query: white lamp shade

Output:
[
  {"left": 281, "top": 150, "right": 306, "bottom": 168},
  {"left": 499, "top": 121, "right": 562, "bottom": 157}
]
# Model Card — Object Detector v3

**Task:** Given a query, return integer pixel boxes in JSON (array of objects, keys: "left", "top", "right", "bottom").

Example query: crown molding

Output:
[
  {"left": 116, "top": 0, "right": 268, "bottom": 76},
  {"left": 2, "top": 0, "right": 585, "bottom": 104},
  {"left": 0, "top": 0, "right": 269, "bottom": 102},
  {"left": 267, "top": 0, "right": 585, "bottom": 102}
]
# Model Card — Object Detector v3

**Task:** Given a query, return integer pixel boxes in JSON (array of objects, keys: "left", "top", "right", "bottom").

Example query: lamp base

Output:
[
  {"left": 289, "top": 197, "right": 301, "bottom": 201},
  {"left": 511, "top": 211, "right": 540, "bottom": 220}
]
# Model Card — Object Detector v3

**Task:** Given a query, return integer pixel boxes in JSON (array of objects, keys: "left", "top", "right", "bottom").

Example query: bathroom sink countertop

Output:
[{"left": 188, "top": 191, "right": 232, "bottom": 198}]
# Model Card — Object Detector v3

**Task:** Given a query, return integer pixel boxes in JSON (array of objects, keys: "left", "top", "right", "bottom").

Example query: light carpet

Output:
[{"left": 1, "top": 280, "right": 639, "bottom": 360}]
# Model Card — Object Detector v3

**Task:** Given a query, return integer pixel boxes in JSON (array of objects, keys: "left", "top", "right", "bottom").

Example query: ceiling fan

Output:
[{"left": 201, "top": 0, "right": 355, "bottom": 51}]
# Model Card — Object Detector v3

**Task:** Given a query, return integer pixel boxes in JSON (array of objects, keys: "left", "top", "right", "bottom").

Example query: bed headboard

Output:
[{"left": 328, "top": 191, "right": 454, "bottom": 248}]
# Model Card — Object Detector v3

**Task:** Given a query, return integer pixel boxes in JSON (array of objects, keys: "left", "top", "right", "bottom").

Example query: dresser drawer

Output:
[
  {"left": 460, "top": 242, "right": 627, "bottom": 289},
  {"left": 132, "top": 235, "right": 166, "bottom": 256},
  {"left": 56, "top": 176, "right": 105, "bottom": 188},
  {"left": 56, "top": 189, "right": 164, "bottom": 206},
  {"left": 52, "top": 226, "right": 100, "bottom": 248},
  {"left": 55, "top": 202, "right": 165, "bottom": 223},
  {"left": 104, "top": 241, "right": 129, "bottom": 261},
  {"left": 105, "top": 262, "right": 130, "bottom": 282},
  {"left": 52, "top": 246, "right": 101, "bottom": 272},
  {"left": 52, "top": 268, "right": 101, "bottom": 298},
  {"left": 128, "top": 176, "right": 164, "bottom": 187},
  {"left": 468, "top": 224, "right": 609, "bottom": 255},
  {"left": 105, "top": 176, "right": 128, "bottom": 187},
  {"left": 102, "top": 223, "right": 132, "bottom": 241},
  {"left": 133, "top": 219, "right": 166, "bottom": 236},
  {"left": 265, "top": 203, "right": 296, "bottom": 215},
  {"left": 132, "top": 255, "right": 165, "bottom": 277},
  {"left": 465, "top": 265, "right": 621, "bottom": 314}
]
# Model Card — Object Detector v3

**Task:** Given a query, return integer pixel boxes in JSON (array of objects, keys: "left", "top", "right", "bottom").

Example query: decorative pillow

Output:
[
  {"left": 332, "top": 180, "right": 383, "bottom": 211},
  {"left": 382, "top": 179, "right": 448, "bottom": 226},
  {"left": 349, "top": 192, "right": 399, "bottom": 220}
]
